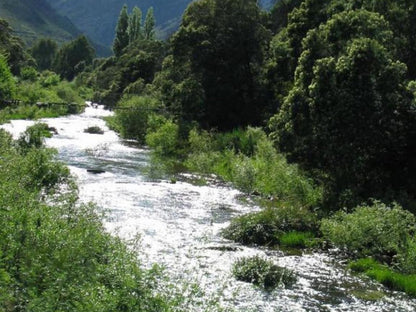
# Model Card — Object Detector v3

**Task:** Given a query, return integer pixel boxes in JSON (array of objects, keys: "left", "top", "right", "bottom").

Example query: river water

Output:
[{"left": 2, "top": 105, "right": 416, "bottom": 311}]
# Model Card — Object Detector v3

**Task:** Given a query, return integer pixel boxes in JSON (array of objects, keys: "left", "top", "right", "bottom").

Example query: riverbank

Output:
[
  {"left": 0, "top": 122, "right": 176, "bottom": 311},
  {"left": 104, "top": 100, "right": 416, "bottom": 299}
]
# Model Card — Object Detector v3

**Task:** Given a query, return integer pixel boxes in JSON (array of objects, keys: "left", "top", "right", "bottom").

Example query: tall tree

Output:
[
  {"left": 31, "top": 38, "right": 58, "bottom": 71},
  {"left": 0, "top": 19, "right": 30, "bottom": 75},
  {"left": 163, "top": 0, "right": 270, "bottom": 130},
  {"left": 143, "top": 7, "right": 155, "bottom": 40},
  {"left": 270, "top": 10, "right": 416, "bottom": 207},
  {"left": 113, "top": 4, "right": 129, "bottom": 57},
  {"left": 54, "top": 35, "right": 95, "bottom": 80},
  {"left": 0, "top": 53, "right": 15, "bottom": 99},
  {"left": 128, "top": 6, "right": 142, "bottom": 43}
]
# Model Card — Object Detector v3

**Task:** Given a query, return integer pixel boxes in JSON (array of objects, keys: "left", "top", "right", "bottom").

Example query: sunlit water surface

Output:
[{"left": 3, "top": 105, "right": 416, "bottom": 311}]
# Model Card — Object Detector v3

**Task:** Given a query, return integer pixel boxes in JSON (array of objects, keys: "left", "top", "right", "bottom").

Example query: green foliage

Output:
[
  {"left": 146, "top": 115, "right": 180, "bottom": 157},
  {"left": 279, "top": 231, "right": 314, "bottom": 248},
  {"left": 185, "top": 127, "right": 322, "bottom": 207},
  {"left": 114, "top": 95, "right": 161, "bottom": 142},
  {"left": 0, "top": 53, "right": 15, "bottom": 99},
  {"left": 17, "top": 123, "right": 52, "bottom": 150},
  {"left": 232, "top": 256, "right": 296, "bottom": 290},
  {"left": 349, "top": 258, "right": 416, "bottom": 297},
  {"left": 54, "top": 35, "right": 95, "bottom": 80},
  {"left": 84, "top": 126, "right": 104, "bottom": 134},
  {"left": 320, "top": 201, "right": 416, "bottom": 263},
  {"left": 31, "top": 38, "right": 58, "bottom": 71},
  {"left": 223, "top": 205, "right": 318, "bottom": 246},
  {"left": 163, "top": 0, "right": 271, "bottom": 130},
  {"left": 20, "top": 66, "right": 38, "bottom": 81},
  {"left": 0, "top": 19, "right": 31, "bottom": 75},
  {"left": 113, "top": 5, "right": 130, "bottom": 57},
  {"left": 128, "top": 7, "right": 142, "bottom": 43},
  {"left": 270, "top": 9, "right": 416, "bottom": 208},
  {"left": 0, "top": 127, "right": 172, "bottom": 311},
  {"left": 39, "top": 71, "right": 60, "bottom": 87},
  {"left": 0, "top": 76, "right": 89, "bottom": 124},
  {"left": 143, "top": 7, "right": 156, "bottom": 40}
]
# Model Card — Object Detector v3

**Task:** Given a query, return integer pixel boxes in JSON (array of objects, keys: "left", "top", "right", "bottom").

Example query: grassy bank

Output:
[
  {"left": 0, "top": 70, "right": 92, "bottom": 124},
  {"left": 106, "top": 95, "right": 416, "bottom": 296},
  {"left": 0, "top": 124, "right": 173, "bottom": 311}
]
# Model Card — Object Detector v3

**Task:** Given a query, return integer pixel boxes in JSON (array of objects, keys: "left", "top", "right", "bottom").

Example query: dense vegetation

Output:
[
  {"left": 0, "top": 125, "right": 173, "bottom": 311},
  {"left": 2, "top": 0, "right": 416, "bottom": 300},
  {"left": 80, "top": 0, "right": 416, "bottom": 295}
]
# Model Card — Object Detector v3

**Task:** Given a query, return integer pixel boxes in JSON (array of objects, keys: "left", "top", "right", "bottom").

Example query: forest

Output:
[{"left": 1, "top": 0, "right": 416, "bottom": 310}]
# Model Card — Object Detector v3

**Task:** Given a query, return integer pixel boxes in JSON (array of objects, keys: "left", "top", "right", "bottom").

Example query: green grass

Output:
[
  {"left": 349, "top": 258, "right": 416, "bottom": 297},
  {"left": 222, "top": 205, "right": 318, "bottom": 247},
  {"left": 279, "top": 231, "right": 315, "bottom": 248}
]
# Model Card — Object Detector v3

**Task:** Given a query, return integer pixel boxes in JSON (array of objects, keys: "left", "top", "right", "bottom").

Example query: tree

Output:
[
  {"left": 113, "top": 4, "right": 129, "bottom": 57},
  {"left": 31, "top": 38, "right": 58, "bottom": 71},
  {"left": 143, "top": 7, "right": 155, "bottom": 40},
  {"left": 0, "top": 19, "right": 30, "bottom": 75},
  {"left": 54, "top": 35, "right": 95, "bottom": 80},
  {"left": 164, "top": 0, "right": 270, "bottom": 130},
  {"left": 128, "top": 6, "right": 142, "bottom": 43},
  {"left": 270, "top": 10, "right": 416, "bottom": 208},
  {"left": 0, "top": 53, "right": 15, "bottom": 99}
]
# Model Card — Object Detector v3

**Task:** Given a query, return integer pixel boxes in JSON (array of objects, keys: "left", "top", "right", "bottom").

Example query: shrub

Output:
[
  {"left": 232, "top": 256, "right": 296, "bottom": 290},
  {"left": 17, "top": 123, "right": 52, "bottom": 150},
  {"left": 84, "top": 126, "right": 104, "bottom": 134},
  {"left": 320, "top": 201, "right": 416, "bottom": 262},
  {"left": 146, "top": 115, "right": 179, "bottom": 157},
  {"left": 39, "top": 71, "right": 60, "bottom": 87},
  {"left": 223, "top": 205, "right": 318, "bottom": 246},
  {"left": 0, "top": 53, "right": 15, "bottom": 98},
  {"left": 115, "top": 95, "right": 160, "bottom": 142},
  {"left": 185, "top": 127, "right": 322, "bottom": 208},
  {"left": 20, "top": 66, "right": 38, "bottom": 81},
  {"left": 0, "top": 126, "right": 173, "bottom": 311}
]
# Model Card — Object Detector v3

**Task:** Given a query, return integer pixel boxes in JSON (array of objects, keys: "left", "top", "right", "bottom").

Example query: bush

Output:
[
  {"left": 146, "top": 115, "right": 179, "bottom": 157},
  {"left": 17, "top": 123, "right": 52, "bottom": 150},
  {"left": 115, "top": 95, "right": 160, "bottom": 142},
  {"left": 185, "top": 127, "right": 322, "bottom": 207},
  {"left": 0, "top": 54, "right": 15, "bottom": 99},
  {"left": 20, "top": 67, "right": 38, "bottom": 81},
  {"left": 40, "top": 71, "right": 60, "bottom": 87},
  {"left": 84, "top": 126, "right": 104, "bottom": 134},
  {"left": 223, "top": 205, "right": 318, "bottom": 246},
  {"left": 0, "top": 126, "right": 173, "bottom": 311},
  {"left": 320, "top": 201, "right": 416, "bottom": 263},
  {"left": 232, "top": 256, "right": 296, "bottom": 290}
]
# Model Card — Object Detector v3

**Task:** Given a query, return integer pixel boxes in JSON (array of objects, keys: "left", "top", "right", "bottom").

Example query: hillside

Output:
[
  {"left": 0, "top": 0, "right": 81, "bottom": 46},
  {"left": 47, "top": 0, "right": 274, "bottom": 53},
  {"left": 46, "top": 0, "right": 193, "bottom": 47}
]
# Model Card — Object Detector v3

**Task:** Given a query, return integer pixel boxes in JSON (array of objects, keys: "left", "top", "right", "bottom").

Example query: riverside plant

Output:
[{"left": 232, "top": 255, "right": 296, "bottom": 290}]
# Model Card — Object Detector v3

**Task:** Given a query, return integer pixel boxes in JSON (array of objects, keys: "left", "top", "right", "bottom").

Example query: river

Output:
[{"left": 2, "top": 105, "right": 416, "bottom": 311}]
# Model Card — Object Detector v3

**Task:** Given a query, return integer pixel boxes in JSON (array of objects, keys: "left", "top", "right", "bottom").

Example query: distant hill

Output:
[
  {"left": 46, "top": 0, "right": 275, "bottom": 55},
  {"left": 0, "top": 0, "right": 81, "bottom": 46},
  {"left": 46, "top": 0, "right": 193, "bottom": 48}
]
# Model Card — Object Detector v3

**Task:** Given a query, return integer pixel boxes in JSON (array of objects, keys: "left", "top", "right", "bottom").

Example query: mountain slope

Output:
[
  {"left": 0, "top": 0, "right": 81, "bottom": 46},
  {"left": 46, "top": 0, "right": 193, "bottom": 48}
]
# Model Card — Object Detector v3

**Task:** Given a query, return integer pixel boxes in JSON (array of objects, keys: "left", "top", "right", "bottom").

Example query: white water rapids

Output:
[{"left": 2, "top": 105, "right": 416, "bottom": 311}]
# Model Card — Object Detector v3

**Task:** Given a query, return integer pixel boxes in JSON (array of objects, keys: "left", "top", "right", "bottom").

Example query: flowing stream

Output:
[{"left": 3, "top": 105, "right": 416, "bottom": 311}]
